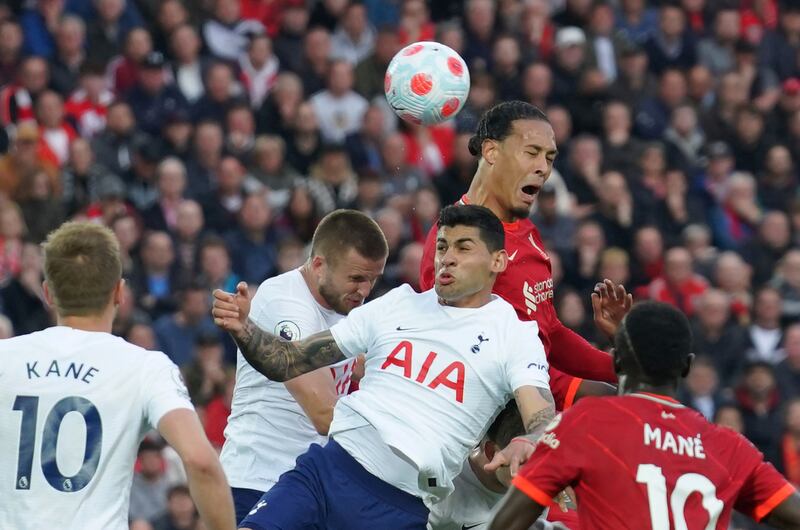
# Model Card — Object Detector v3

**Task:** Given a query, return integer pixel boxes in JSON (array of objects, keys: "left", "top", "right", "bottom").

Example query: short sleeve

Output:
[
  {"left": 329, "top": 299, "right": 375, "bottom": 359},
  {"left": 733, "top": 438, "right": 795, "bottom": 522},
  {"left": 249, "top": 281, "right": 324, "bottom": 342},
  {"left": 141, "top": 352, "right": 194, "bottom": 429},
  {"left": 504, "top": 320, "right": 550, "bottom": 392},
  {"left": 513, "top": 404, "right": 589, "bottom": 504}
]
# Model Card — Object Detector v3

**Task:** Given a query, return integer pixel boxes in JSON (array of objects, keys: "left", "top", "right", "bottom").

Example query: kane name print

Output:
[{"left": 26, "top": 360, "right": 100, "bottom": 384}]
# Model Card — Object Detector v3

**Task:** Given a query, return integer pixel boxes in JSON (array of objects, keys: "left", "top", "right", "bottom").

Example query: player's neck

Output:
[
  {"left": 438, "top": 290, "right": 492, "bottom": 309},
  {"left": 624, "top": 380, "right": 679, "bottom": 400},
  {"left": 57, "top": 312, "right": 114, "bottom": 334},
  {"left": 465, "top": 172, "right": 519, "bottom": 224}
]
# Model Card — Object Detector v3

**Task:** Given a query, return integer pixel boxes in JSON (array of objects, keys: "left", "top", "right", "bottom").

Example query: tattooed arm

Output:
[
  {"left": 233, "top": 319, "right": 346, "bottom": 382},
  {"left": 212, "top": 282, "right": 347, "bottom": 382}
]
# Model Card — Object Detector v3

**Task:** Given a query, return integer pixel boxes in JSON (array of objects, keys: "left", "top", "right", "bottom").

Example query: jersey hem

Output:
[
  {"left": 754, "top": 483, "right": 795, "bottom": 522},
  {"left": 512, "top": 475, "right": 554, "bottom": 507}
]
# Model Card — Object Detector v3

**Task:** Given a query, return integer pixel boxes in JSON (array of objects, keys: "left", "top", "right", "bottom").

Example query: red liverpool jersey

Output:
[
  {"left": 421, "top": 201, "right": 616, "bottom": 409},
  {"left": 514, "top": 393, "right": 795, "bottom": 530}
]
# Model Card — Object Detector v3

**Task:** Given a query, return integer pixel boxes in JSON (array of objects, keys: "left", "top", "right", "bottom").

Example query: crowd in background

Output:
[{"left": 0, "top": 0, "right": 799, "bottom": 528}]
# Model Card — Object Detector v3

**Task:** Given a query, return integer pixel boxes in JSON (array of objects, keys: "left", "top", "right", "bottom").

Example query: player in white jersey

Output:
[
  {"left": 213, "top": 204, "right": 557, "bottom": 530},
  {"left": 220, "top": 209, "right": 388, "bottom": 523},
  {"left": 0, "top": 222, "right": 235, "bottom": 530}
]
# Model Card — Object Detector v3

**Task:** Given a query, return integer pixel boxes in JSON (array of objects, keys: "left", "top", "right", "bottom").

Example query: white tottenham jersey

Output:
[
  {"left": 220, "top": 268, "right": 356, "bottom": 491},
  {"left": 0, "top": 327, "right": 193, "bottom": 530},
  {"left": 329, "top": 285, "right": 549, "bottom": 502},
  {"left": 427, "top": 458, "right": 503, "bottom": 530}
]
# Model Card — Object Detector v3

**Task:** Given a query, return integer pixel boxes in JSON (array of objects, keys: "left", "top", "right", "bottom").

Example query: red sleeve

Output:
[
  {"left": 734, "top": 438, "right": 796, "bottom": 522},
  {"left": 548, "top": 367, "right": 582, "bottom": 411},
  {"left": 420, "top": 224, "right": 437, "bottom": 291},
  {"left": 513, "top": 404, "right": 590, "bottom": 503},
  {"left": 547, "top": 318, "right": 617, "bottom": 384}
]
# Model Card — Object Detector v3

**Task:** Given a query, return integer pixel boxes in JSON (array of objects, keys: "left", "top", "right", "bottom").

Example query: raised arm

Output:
[{"left": 212, "top": 283, "right": 347, "bottom": 381}]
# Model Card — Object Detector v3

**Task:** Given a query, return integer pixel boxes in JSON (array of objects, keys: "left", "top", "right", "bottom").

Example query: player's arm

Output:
[
  {"left": 488, "top": 488, "right": 547, "bottom": 530},
  {"left": 158, "top": 409, "right": 236, "bottom": 530},
  {"left": 213, "top": 283, "right": 346, "bottom": 381},
  {"left": 763, "top": 492, "right": 800, "bottom": 529},
  {"left": 285, "top": 369, "right": 339, "bottom": 435}
]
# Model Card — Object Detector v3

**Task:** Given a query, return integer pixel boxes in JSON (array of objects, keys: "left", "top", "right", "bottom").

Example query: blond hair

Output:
[{"left": 43, "top": 221, "right": 122, "bottom": 316}]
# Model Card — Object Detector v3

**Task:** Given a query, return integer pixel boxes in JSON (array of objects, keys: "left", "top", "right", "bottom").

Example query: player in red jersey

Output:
[
  {"left": 421, "top": 101, "right": 628, "bottom": 411},
  {"left": 489, "top": 301, "right": 800, "bottom": 530}
]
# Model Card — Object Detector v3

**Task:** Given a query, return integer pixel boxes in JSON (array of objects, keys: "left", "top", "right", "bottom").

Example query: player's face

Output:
[
  {"left": 486, "top": 119, "right": 557, "bottom": 219},
  {"left": 317, "top": 248, "right": 385, "bottom": 314},
  {"left": 434, "top": 225, "right": 507, "bottom": 306}
]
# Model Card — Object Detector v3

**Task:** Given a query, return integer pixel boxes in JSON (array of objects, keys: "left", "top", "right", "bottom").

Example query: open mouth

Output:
[{"left": 520, "top": 185, "right": 540, "bottom": 202}]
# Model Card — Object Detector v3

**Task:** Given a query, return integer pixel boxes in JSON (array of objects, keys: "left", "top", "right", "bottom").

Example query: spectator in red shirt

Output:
[{"left": 644, "top": 246, "right": 709, "bottom": 316}]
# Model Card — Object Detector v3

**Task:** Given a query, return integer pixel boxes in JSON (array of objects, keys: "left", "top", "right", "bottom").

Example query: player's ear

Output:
[
  {"left": 113, "top": 279, "right": 125, "bottom": 307},
  {"left": 482, "top": 439, "right": 497, "bottom": 462},
  {"left": 42, "top": 280, "right": 54, "bottom": 308},
  {"left": 311, "top": 254, "right": 325, "bottom": 274},
  {"left": 482, "top": 138, "right": 498, "bottom": 165},
  {"left": 681, "top": 352, "right": 695, "bottom": 379},
  {"left": 491, "top": 249, "right": 508, "bottom": 275}
]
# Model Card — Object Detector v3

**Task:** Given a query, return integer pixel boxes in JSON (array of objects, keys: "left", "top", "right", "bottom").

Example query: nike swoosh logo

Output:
[
  {"left": 396, "top": 326, "right": 416, "bottom": 331},
  {"left": 462, "top": 524, "right": 482, "bottom": 530},
  {"left": 508, "top": 250, "right": 518, "bottom": 261}
]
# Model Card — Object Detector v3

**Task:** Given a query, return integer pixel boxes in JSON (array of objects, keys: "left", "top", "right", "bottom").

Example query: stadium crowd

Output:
[{"left": 0, "top": 0, "right": 799, "bottom": 528}]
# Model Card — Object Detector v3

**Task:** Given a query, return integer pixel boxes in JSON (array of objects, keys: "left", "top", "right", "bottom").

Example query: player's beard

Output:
[{"left": 318, "top": 277, "right": 352, "bottom": 315}]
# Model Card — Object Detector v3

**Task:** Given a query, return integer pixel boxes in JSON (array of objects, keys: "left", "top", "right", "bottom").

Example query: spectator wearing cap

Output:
[
  {"left": 697, "top": 6, "right": 741, "bottom": 76},
  {"left": 106, "top": 27, "right": 153, "bottom": 97},
  {"left": 191, "top": 61, "right": 246, "bottom": 124},
  {"left": 0, "top": 56, "right": 50, "bottom": 126},
  {"left": 203, "top": 0, "right": 266, "bottom": 62},
  {"left": 0, "top": 122, "right": 59, "bottom": 200},
  {"left": 35, "top": 90, "right": 78, "bottom": 167},
  {"left": 643, "top": 3, "right": 697, "bottom": 75},
  {"left": 0, "top": 20, "right": 23, "bottom": 89},
  {"left": 90, "top": 100, "right": 139, "bottom": 177},
  {"left": 609, "top": 40, "right": 657, "bottom": 109},
  {"left": 310, "top": 60, "right": 368, "bottom": 143},
  {"left": 239, "top": 31, "right": 280, "bottom": 109},
  {"left": 168, "top": 24, "right": 208, "bottom": 105},
  {"left": 759, "top": 145, "right": 798, "bottom": 213},
  {"left": 65, "top": 62, "right": 114, "bottom": 138},
  {"left": 330, "top": 2, "right": 376, "bottom": 66},
  {"left": 691, "top": 289, "right": 748, "bottom": 388},
  {"left": 551, "top": 27, "right": 588, "bottom": 103},
  {"left": 615, "top": 0, "right": 658, "bottom": 44},
  {"left": 225, "top": 191, "right": 280, "bottom": 284},
  {"left": 126, "top": 51, "right": 189, "bottom": 136},
  {"left": 142, "top": 157, "right": 187, "bottom": 232},
  {"left": 86, "top": 0, "right": 145, "bottom": 67},
  {"left": 759, "top": 1, "right": 800, "bottom": 82},
  {"left": 50, "top": 15, "right": 86, "bottom": 95}
]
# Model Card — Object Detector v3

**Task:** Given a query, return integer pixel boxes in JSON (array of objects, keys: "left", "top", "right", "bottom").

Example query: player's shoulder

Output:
[
  {"left": 489, "top": 295, "right": 539, "bottom": 332},
  {"left": 252, "top": 269, "right": 312, "bottom": 309},
  {"left": 377, "top": 283, "right": 423, "bottom": 305}
]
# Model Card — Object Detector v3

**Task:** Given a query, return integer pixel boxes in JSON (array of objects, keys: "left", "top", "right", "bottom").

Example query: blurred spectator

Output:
[
  {"left": 736, "top": 361, "right": 783, "bottom": 466},
  {"left": 50, "top": 15, "right": 86, "bottom": 95},
  {"left": 434, "top": 131, "right": 475, "bottom": 207},
  {"left": 630, "top": 225, "right": 664, "bottom": 289},
  {"left": 125, "top": 321, "right": 158, "bottom": 350},
  {"left": 225, "top": 191, "right": 279, "bottom": 284},
  {"left": 563, "top": 220, "right": 606, "bottom": 295},
  {"left": 686, "top": 64, "right": 715, "bottom": 110},
  {"left": 152, "top": 0, "right": 189, "bottom": 53},
  {"left": 0, "top": 56, "right": 49, "bottom": 126},
  {"left": 746, "top": 286, "right": 785, "bottom": 364},
  {"left": 531, "top": 183, "right": 576, "bottom": 255},
  {"left": 224, "top": 103, "right": 257, "bottom": 160},
  {"left": 151, "top": 484, "right": 197, "bottom": 530},
  {"left": 35, "top": 90, "right": 77, "bottom": 166},
  {"left": 126, "top": 134, "right": 164, "bottom": 210},
  {"left": 731, "top": 105, "right": 773, "bottom": 174},
  {"left": 683, "top": 223, "right": 718, "bottom": 278},
  {"left": 702, "top": 72, "right": 748, "bottom": 142},
  {"left": 61, "top": 138, "right": 109, "bottom": 216},
  {"left": 556, "top": 288, "right": 602, "bottom": 346},
  {"left": 644, "top": 3, "right": 697, "bottom": 75},
  {"left": 758, "top": 2, "right": 800, "bottom": 82},
  {"left": 169, "top": 24, "right": 207, "bottom": 105},
  {"left": 521, "top": 62, "right": 554, "bottom": 112},
  {"left": 561, "top": 134, "right": 601, "bottom": 214},
  {"left": 0, "top": 201, "right": 26, "bottom": 286},
  {"left": 740, "top": 211, "right": 792, "bottom": 288},
  {"left": 276, "top": 182, "right": 320, "bottom": 243},
  {"left": 635, "top": 68, "right": 687, "bottom": 140},
  {"left": 491, "top": 35, "right": 522, "bottom": 102},
  {"left": 697, "top": 6, "right": 740, "bottom": 76},
  {"left": 588, "top": 170, "right": 643, "bottom": 249},
  {"left": 462, "top": 0, "right": 497, "bottom": 72},
  {"left": 310, "top": 60, "right": 368, "bottom": 143},
  {"left": 772, "top": 249, "right": 800, "bottom": 323},
  {"left": 598, "top": 247, "right": 631, "bottom": 288},
  {"left": 182, "top": 331, "right": 227, "bottom": 405},
  {"left": 601, "top": 100, "right": 643, "bottom": 179},
  {"left": 129, "top": 440, "right": 171, "bottom": 523},
  {"left": 83, "top": 174, "right": 133, "bottom": 225},
  {"left": 0, "top": 122, "right": 60, "bottom": 200},
  {"left": 142, "top": 158, "right": 187, "bottom": 232},
  {"left": 275, "top": 236, "right": 306, "bottom": 274},
  {"left": 66, "top": 62, "right": 114, "bottom": 138},
  {"left": 0, "top": 20, "right": 23, "bottom": 87},
  {"left": 354, "top": 26, "right": 399, "bottom": 100},
  {"left": 551, "top": 27, "right": 588, "bottom": 103},
  {"left": 663, "top": 103, "right": 705, "bottom": 174},
  {"left": 330, "top": 2, "right": 375, "bottom": 65},
  {"left": 21, "top": 0, "right": 64, "bottom": 59},
  {"left": 185, "top": 121, "right": 224, "bottom": 198},
  {"left": 616, "top": 0, "right": 658, "bottom": 44},
  {"left": 285, "top": 101, "right": 323, "bottom": 175},
  {"left": 272, "top": 0, "right": 308, "bottom": 75},
  {"left": 782, "top": 397, "right": 800, "bottom": 485},
  {"left": 777, "top": 325, "right": 800, "bottom": 400},
  {"left": 713, "top": 251, "right": 753, "bottom": 325},
  {"left": 715, "top": 402, "right": 745, "bottom": 433},
  {"left": 679, "top": 355, "right": 724, "bottom": 420},
  {"left": 130, "top": 230, "right": 179, "bottom": 318},
  {"left": 691, "top": 288, "right": 748, "bottom": 387},
  {"left": 0, "top": 241, "right": 50, "bottom": 334},
  {"left": 110, "top": 213, "right": 140, "bottom": 277},
  {"left": 0, "top": 313, "right": 13, "bottom": 338},
  {"left": 239, "top": 32, "right": 279, "bottom": 110},
  {"left": 710, "top": 171, "right": 762, "bottom": 250},
  {"left": 584, "top": 1, "right": 622, "bottom": 83},
  {"left": 198, "top": 235, "right": 238, "bottom": 294},
  {"left": 161, "top": 110, "right": 193, "bottom": 160},
  {"left": 86, "top": 0, "right": 143, "bottom": 66},
  {"left": 107, "top": 27, "right": 153, "bottom": 96},
  {"left": 126, "top": 51, "right": 189, "bottom": 136},
  {"left": 345, "top": 104, "right": 386, "bottom": 175},
  {"left": 307, "top": 143, "right": 358, "bottom": 214},
  {"left": 250, "top": 134, "right": 299, "bottom": 209},
  {"left": 153, "top": 280, "right": 219, "bottom": 367},
  {"left": 203, "top": 0, "right": 265, "bottom": 62},
  {"left": 192, "top": 61, "right": 244, "bottom": 124},
  {"left": 202, "top": 367, "right": 235, "bottom": 449},
  {"left": 643, "top": 246, "right": 708, "bottom": 316},
  {"left": 758, "top": 145, "right": 798, "bottom": 213},
  {"left": 16, "top": 169, "right": 64, "bottom": 243},
  {"left": 397, "top": 0, "right": 434, "bottom": 46},
  {"left": 91, "top": 100, "right": 139, "bottom": 178},
  {"left": 610, "top": 41, "right": 656, "bottom": 109},
  {"left": 173, "top": 199, "right": 204, "bottom": 276}
]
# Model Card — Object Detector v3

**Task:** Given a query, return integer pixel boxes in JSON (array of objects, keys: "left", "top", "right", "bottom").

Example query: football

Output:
[{"left": 384, "top": 41, "right": 470, "bottom": 126}]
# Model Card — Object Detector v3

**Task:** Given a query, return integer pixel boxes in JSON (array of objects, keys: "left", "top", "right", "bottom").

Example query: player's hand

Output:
[
  {"left": 591, "top": 279, "right": 633, "bottom": 340},
  {"left": 484, "top": 437, "right": 535, "bottom": 477},
  {"left": 212, "top": 282, "right": 251, "bottom": 340}
]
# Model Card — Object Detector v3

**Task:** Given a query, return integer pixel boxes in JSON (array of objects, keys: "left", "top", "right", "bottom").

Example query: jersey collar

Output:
[
  {"left": 630, "top": 392, "right": 685, "bottom": 408},
  {"left": 458, "top": 194, "right": 521, "bottom": 232}
]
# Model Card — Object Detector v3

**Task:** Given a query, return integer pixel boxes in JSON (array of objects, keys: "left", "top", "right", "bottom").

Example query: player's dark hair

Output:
[
  {"left": 468, "top": 101, "right": 550, "bottom": 157},
  {"left": 311, "top": 209, "right": 388, "bottom": 266},
  {"left": 615, "top": 301, "right": 692, "bottom": 385},
  {"left": 437, "top": 204, "right": 505, "bottom": 252},
  {"left": 167, "top": 484, "right": 191, "bottom": 500},
  {"left": 486, "top": 401, "right": 524, "bottom": 449}
]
